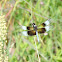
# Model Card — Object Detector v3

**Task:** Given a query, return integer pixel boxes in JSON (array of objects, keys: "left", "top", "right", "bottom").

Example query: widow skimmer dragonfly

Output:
[{"left": 21, "top": 20, "right": 50, "bottom": 42}]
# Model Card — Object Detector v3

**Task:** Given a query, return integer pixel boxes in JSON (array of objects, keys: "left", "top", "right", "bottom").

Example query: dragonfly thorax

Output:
[{"left": 32, "top": 23, "right": 37, "bottom": 31}]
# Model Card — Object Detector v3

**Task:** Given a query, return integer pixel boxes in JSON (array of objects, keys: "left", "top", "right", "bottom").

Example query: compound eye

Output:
[{"left": 32, "top": 23, "right": 35, "bottom": 25}]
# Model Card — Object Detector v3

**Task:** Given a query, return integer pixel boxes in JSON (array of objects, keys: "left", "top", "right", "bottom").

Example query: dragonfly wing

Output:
[
  {"left": 21, "top": 26, "right": 34, "bottom": 30},
  {"left": 38, "top": 20, "right": 50, "bottom": 28},
  {"left": 38, "top": 28, "right": 46, "bottom": 33},
  {"left": 37, "top": 26, "right": 49, "bottom": 34},
  {"left": 22, "top": 30, "right": 36, "bottom": 36},
  {"left": 27, "top": 30, "right": 36, "bottom": 36},
  {"left": 27, "top": 26, "right": 34, "bottom": 30}
]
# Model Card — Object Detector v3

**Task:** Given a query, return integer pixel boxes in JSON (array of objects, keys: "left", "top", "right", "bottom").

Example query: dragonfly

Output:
[{"left": 21, "top": 20, "right": 50, "bottom": 43}]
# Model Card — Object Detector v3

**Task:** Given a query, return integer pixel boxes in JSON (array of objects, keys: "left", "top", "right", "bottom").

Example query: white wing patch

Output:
[
  {"left": 45, "top": 20, "right": 50, "bottom": 25},
  {"left": 45, "top": 26, "right": 50, "bottom": 32},
  {"left": 21, "top": 26, "right": 27, "bottom": 30},
  {"left": 22, "top": 31, "right": 28, "bottom": 36}
]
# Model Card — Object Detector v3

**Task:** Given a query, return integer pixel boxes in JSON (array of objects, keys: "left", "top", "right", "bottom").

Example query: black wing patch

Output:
[
  {"left": 27, "top": 30, "right": 36, "bottom": 36},
  {"left": 38, "top": 28, "right": 46, "bottom": 33},
  {"left": 27, "top": 26, "right": 34, "bottom": 30},
  {"left": 27, "top": 28, "right": 46, "bottom": 36}
]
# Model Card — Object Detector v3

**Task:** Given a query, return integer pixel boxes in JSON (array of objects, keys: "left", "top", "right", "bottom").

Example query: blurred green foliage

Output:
[{"left": 1, "top": 0, "right": 62, "bottom": 62}]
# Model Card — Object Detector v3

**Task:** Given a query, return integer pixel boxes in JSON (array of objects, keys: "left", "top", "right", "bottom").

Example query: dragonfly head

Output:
[
  {"left": 32, "top": 23, "right": 37, "bottom": 30},
  {"left": 32, "top": 23, "right": 35, "bottom": 26},
  {"left": 32, "top": 23, "right": 37, "bottom": 27}
]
